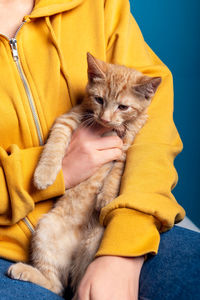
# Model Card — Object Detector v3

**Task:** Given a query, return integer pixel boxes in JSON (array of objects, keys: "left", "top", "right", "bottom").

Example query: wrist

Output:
[
  {"left": 95, "top": 255, "right": 144, "bottom": 272},
  {"left": 129, "top": 255, "right": 145, "bottom": 274},
  {"left": 119, "top": 255, "right": 144, "bottom": 271}
]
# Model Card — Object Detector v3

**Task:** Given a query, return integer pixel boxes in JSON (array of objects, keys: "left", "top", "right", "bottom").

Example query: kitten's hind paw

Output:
[
  {"left": 7, "top": 262, "right": 60, "bottom": 294},
  {"left": 7, "top": 262, "right": 35, "bottom": 282}
]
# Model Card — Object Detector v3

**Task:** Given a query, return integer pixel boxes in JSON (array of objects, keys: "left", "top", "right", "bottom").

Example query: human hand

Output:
[
  {"left": 75, "top": 255, "right": 144, "bottom": 300},
  {"left": 62, "top": 126, "right": 123, "bottom": 189}
]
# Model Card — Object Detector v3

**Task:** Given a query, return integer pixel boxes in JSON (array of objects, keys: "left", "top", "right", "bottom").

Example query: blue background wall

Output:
[{"left": 129, "top": 0, "right": 200, "bottom": 226}]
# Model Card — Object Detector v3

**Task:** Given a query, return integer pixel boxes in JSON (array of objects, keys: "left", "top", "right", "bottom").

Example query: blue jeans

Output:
[{"left": 0, "top": 226, "right": 199, "bottom": 300}]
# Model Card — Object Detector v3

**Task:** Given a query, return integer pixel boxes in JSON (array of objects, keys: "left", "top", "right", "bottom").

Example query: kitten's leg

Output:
[
  {"left": 7, "top": 210, "right": 80, "bottom": 295},
  {"left": 95, "top": 129, "right": 137, "bottom": 210},
  {"left": 7, "top": 262, "right": 62, "bottom": 293},
  {"left": 56, "top": 161, "right": 114, "bottom": 227},
  {"left": 70, "top": 214, "right": 104, "bottom": 298},
  {"left": 7, "top": 162, "right": 113, "bottom": 294},
  {"left": 95, "top": 160, "right": 125, "bottom": 210},
  {"left": 34, "top": 108, "right": 81, "bottom": 190},
  {"left": 8, "top": 162, "right": 113, "bottom": 293}
]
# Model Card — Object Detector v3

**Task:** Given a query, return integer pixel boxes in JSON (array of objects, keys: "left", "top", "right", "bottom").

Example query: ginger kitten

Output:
[{"left": 8, "top": 53, "right": 161, "bottom": 298}]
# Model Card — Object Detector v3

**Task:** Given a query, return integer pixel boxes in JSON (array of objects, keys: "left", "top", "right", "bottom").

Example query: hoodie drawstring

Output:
[{"left": 45, "top": 16, "right": 73, "bottom": 107}]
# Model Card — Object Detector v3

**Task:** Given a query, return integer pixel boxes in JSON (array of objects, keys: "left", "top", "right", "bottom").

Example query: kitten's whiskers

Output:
[{"left": 81, "top": 113, "right": 97, "bottom": 129}]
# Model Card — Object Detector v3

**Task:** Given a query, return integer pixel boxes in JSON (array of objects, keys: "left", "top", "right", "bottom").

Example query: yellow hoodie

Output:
[{"left": 0, "top": 0, "right": 185, "bottom": 262}]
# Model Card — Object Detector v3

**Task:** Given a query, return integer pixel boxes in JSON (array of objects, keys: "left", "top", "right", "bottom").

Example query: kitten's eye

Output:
[
  {"left": 95, "top": 97, "right": 104, "bottom": 105},
  {"left": 118, "top": 105, "right": 129, "bottom": 111}
]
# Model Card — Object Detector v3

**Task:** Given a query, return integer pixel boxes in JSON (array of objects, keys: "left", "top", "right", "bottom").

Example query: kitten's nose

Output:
[{"left": 100, "top": 117, "right": 110, "bottom": 124}]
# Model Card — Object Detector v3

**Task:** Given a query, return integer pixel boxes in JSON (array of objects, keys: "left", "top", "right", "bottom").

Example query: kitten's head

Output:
[{"left": 82, "top": 53, "right": 161, "bottom": 131}]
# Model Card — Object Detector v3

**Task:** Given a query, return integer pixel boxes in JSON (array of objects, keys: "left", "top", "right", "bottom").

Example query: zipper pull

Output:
[{"left": 9, "top": 38, "right": 18, "bottom": 61}]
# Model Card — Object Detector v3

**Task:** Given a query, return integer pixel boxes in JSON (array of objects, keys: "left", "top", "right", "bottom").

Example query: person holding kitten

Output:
[{"left": 0, "top": 0, "right": 199, "bottom": 300}]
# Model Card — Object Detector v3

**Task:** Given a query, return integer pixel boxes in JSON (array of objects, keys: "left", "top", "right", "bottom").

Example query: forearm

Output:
[{"left": 97, "top": 0, "right": 185, "bottom": 258}]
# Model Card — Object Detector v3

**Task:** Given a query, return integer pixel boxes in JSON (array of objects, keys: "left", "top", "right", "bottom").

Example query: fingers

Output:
[
  {"left": 72, "top": 127, "right": 123, "bottom": 150},
  {"left": 70, "top": 126, "right": 123, "bottom": 167},
  {"left": 98, "top": 148, "right": 122, "bottom": 165},
  {"left": 95, "top": 136, "right": 123, "bottom": 150},
  {"left": 77, "top": 124, "right": 111, "bottom": 138}
]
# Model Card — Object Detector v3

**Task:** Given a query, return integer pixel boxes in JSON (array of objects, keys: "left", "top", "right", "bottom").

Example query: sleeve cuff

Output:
[
  {"left": 0, "top": 145, "right": 65, "bottom": 225},
  {"left": 96, "top": 208, "right": 161, "bottom": 257}
]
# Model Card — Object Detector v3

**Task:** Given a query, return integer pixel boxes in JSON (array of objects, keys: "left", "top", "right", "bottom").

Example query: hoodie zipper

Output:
[
  {"left": 9, "top": 34, "right": 37, "bottom": 233},
  {"left": 23, "top": 217, "right": 34, "bottom": 233},
  {"left": 9, "top": 37, "right": 44, "bottom": 146},
  {"left": 1, "top": 22, "right": 44, "bottom": 234}
]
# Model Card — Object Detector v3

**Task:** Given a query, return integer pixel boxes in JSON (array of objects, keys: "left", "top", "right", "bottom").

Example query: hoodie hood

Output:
[
  {"left": 24, "top": 0, "right": 85, "bottom": 103},
  {"left": 29, "top": 0, "right": 84, "bottom": 18}
]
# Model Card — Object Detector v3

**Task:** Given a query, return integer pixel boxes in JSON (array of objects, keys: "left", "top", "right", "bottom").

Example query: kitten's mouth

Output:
[
  {"left": 82, "top": 113, "right": 126, "bottom": 138},
  {"left": 96, "top": 119, "right": 113, "bottom": 128},
  {"left": 114, "top": 126, "right": 126, "bottom": 139},
  {"left": 96, "top": 119, "right": 126, "bottom": 138}
]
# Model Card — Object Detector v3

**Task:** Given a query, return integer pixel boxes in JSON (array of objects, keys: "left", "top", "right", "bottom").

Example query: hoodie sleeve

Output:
[
  {"left": 0, "top": 145, "right": 65, "bottom": 225},
  {"left": 96, "top": 0, "right": 185, "bottom": 257}
]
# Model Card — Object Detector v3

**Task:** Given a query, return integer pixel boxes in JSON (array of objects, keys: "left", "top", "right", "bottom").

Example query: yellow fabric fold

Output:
[{"left": 0, "top": 145, "right": 65, "bottom": 225}]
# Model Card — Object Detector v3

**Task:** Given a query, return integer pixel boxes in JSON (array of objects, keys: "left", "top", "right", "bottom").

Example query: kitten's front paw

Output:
[
  {"left": 7, "top": 263, "right": 33, "bottom": 282},
  {"left": 34, "top": 165, "right": 58, "bottom": 190}
]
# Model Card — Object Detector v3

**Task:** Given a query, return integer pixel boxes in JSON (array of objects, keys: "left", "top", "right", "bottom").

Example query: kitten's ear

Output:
[
  {"left": 133, "top": 77, "right": 162, "bottom": 100},
  {"left": 87, "top": 52, "right": 106, "bottom": 82}
]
